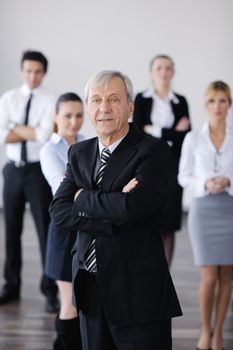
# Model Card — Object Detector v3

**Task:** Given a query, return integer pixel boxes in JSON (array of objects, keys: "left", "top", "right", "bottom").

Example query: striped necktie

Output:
[{"left": 83, "top": 148, "right": 111, "bottom": 273}]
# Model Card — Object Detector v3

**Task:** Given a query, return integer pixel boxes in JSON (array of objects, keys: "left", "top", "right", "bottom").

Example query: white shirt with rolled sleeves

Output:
[
  {"left": 178, "top": 122, "right": 233, "bottom": 197},
  {"left": 0, "top": 84, "right": 55, "bottom": 162}
]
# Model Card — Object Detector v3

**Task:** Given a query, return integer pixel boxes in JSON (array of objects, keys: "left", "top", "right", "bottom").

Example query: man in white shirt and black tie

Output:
[{"left": 0, "top": 50, "right": 59, "bottom": 312}]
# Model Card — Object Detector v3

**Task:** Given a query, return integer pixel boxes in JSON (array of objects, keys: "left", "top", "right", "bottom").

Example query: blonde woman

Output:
[{"left": 179, "top": 81, "right": 233, "bottom": 350}]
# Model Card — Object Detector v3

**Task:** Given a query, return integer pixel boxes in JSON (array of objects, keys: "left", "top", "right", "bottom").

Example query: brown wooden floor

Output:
[{"left": 0, "top": 210, "right": 232, "bottom": 350}]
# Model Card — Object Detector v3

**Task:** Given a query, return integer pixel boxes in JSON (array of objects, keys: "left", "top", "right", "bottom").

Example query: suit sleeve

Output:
[
  {"left": 161, "top": 97, "right": 191, "bottom": 145},
  {"left": 133, "top": 93, "right": 147, "bottom": 131},
  {"left": 49, "top": 151, "right": 113, "bottom": 235}
]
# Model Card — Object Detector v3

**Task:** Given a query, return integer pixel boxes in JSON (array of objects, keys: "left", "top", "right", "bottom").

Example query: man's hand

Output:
[
  {"left": 5, "top": 131, "right": 25, "bottom": 143},
  {"left": 122, "top": 178, "right": 139, "bottom": 193},
  {"left": 6, "top": 124, "right": 36, "bottom": 143},
  {"left": 74, "top": 188, "right": 83, "bottom": 201},
  {"left": 13, "top": 125, "right": 36, "bottom": 141},
  {"left": 205, "top": 176, "right": 230, "bottom": 194}
]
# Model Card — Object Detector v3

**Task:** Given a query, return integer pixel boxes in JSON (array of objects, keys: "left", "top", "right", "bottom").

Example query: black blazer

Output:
[
  {"left": 50, "top": 124, "right": 182, "bottom": 327},
  {"left": 133, "top": 92, "right": 191, "bottom": 161}
]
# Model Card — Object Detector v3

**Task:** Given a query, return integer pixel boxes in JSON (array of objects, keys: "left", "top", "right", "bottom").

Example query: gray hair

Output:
[{"left": 84, "top": 70, "right": 134, "bottom": 103}]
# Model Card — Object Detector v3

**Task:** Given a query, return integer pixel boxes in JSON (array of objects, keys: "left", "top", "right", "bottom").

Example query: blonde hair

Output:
[{"left": 205, "top": 81, "right": 232, "bottom": 106}]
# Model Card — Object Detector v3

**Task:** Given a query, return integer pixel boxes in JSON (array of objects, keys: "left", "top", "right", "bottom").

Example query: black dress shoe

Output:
[
  {"left": 0, "top": 286, "right": 20, "bottom": 305},
  {"left": 45, "top": 295, "right": 60, "bottom": 313}
]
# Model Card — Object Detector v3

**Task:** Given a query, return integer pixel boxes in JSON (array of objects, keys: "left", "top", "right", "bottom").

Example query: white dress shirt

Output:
[
  {"left": 0, "top": 84, "right": 55, "bottom": 162},
  {"left": 98, "top": 134, "right": 126, "bottom": 157},
  {"left": 178, "top": 122, "right": 233, "bottom": 197},
  {"left": 40, "top": 133, "right": 84, "bottom": 195},
  {"left": 142, "top": 89, "right": 178, "bottom": 138}
]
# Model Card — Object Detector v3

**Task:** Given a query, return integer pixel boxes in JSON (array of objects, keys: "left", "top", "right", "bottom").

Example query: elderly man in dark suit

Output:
[{"left": 50, "top": 70, "right": 182, "bottom": 350}]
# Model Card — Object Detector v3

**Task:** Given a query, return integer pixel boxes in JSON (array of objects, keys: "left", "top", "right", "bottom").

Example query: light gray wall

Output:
[{"left": 0, "top": 0, "right": 232, "bottom": 206}]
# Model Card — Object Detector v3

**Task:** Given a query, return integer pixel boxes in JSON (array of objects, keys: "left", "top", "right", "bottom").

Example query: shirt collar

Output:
[
  {"left": 50, "top": 132, "right": 82, "bottom": 145},
  {"left": 21, "top": 83, "right": 44, "bottom": 96},
  {"left": 142, "top": 88, "right": 179, "bottom": 104},
  {"left": 201, "top": 121, "right": 232, "bottom": 137},
  {"left": 50, "top": 133, "right": 63, "bottom": 145},
  {"left": 98, "top": 133, "right": 127, "bottom": 157}
]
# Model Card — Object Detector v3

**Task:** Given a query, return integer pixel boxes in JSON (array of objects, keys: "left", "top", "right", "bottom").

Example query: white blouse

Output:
[
  {"left": 178, "top": 122, "right": 233, "bottom": 197},
  {"left": 40, "top": 133, "right": 84, "bottom": 195},
  {"left": 142, "top": 89, "right": 178, "bottom": 137}
]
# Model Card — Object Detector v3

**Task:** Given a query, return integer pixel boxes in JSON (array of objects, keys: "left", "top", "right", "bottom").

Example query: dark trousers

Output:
[
  {"left": 76, "top": 270, "right": 172, "bottom": 350},
  {"left": 2, "top": 162, "right": 57, "bottom": 296}
]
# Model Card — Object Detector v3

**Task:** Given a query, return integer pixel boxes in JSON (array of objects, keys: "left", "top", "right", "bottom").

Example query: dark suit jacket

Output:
[
  {"left": 133, "top": 92, "right": 191, "bottom": 160},
  {"left": 50, "top": 123, "right": 182, "bottom": 327}
]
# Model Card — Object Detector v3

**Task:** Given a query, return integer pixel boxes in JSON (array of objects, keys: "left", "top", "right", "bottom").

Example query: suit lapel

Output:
[
  {"left": 77, "top": 139, "right": 98, "bottom": 188},
  {"left": 100, "top": 147, "right": 137, "bottom": 192},
  {"left": 145, "top": 97, "right": 153, "bottom": 124},
  {"left": 100, "top": 124, "right": 143, "bottom": 192},
  {"left": 170, "top": 97, "right": 181, "bottom": 126}
]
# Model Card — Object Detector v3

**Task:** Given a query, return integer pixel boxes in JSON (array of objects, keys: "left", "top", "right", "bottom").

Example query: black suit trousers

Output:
[
  {"left": 77, "top": 270, "right": 172, "bottom": 350},
  {"left": 2, "top": 162, "right": 57, "bottom": 296}
]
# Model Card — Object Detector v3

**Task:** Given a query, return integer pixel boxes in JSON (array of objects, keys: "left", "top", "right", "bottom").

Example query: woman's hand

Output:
[
  {"left": 175, "top": 116, "right": 190, "bottom": 131},
  {"left": 143, "top": 124, "right": 154, "bottom": 135},
  {"left": 122, "top": 178, "right": 139, "bottom": 193},
  {"left": 205, "top": 176, "right": 230, "bottom": 194}
]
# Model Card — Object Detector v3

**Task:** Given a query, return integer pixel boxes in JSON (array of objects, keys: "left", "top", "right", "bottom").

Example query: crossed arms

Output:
[{"left": 50, "top": 141, "right": 170, "bottom": 235}]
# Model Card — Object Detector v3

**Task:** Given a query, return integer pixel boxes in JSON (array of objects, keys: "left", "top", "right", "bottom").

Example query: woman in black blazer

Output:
[{"left": 133, "top": 55, "right": 191, "bottom": 266}]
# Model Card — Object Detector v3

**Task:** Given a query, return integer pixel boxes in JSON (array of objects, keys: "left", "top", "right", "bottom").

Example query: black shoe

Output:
[
  {"left": 0, "top": 285, "right": 20, "bottom": 305},
  {"left": 46, "top": 295, "right": 60, "bottom": 313},
  {"left": 54, "top": 315, "right": 83, "bottom": 350}
]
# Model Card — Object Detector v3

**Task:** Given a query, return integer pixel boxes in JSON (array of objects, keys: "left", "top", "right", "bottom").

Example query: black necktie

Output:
[
  {"left": 21, "top": 93, "right": 33, "bottom": 163},
  {"left": 83, "top": 148, "right": 111, "bottom": 273}
]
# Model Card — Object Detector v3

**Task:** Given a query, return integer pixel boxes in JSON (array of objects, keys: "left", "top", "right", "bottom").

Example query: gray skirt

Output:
[{"left": 188, "top": 192, "right": 233, "bottom": 266}]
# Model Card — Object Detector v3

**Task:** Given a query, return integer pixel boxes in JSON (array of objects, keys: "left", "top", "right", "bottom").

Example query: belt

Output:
[{"left": 8, "top": 160, "right": 40, "bottom": 168}]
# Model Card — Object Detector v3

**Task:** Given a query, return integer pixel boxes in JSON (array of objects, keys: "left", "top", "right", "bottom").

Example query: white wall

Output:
[{"left": 0, "top": 0, "right": 232, "bottom": 206}]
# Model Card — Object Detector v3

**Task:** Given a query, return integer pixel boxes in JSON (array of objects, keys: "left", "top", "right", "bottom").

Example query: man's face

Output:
[
  {"left": 22, "top": 60, "right": 45, "bottom": 90},
  {"left": 87, "top": 77, "right": 134, "bottom": 144}
]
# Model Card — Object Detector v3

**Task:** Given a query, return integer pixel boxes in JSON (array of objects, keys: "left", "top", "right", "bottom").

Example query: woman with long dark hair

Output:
[{"left": 40, "top": 92, "right": 84, "bottom": 350}]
